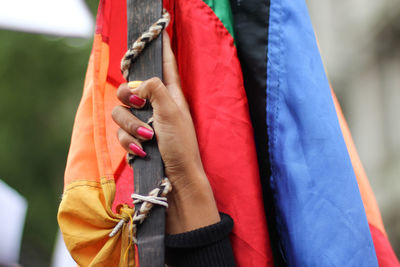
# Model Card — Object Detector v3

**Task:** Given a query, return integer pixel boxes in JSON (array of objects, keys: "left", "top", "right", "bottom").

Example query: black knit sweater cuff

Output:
[{"left": 165, "top": 213, "right": 236, "bottom": 267}]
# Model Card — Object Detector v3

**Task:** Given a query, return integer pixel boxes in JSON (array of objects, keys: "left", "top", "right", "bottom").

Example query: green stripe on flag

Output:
[{"left": 202, "top": 0, "right": 235, "bottom": 40}]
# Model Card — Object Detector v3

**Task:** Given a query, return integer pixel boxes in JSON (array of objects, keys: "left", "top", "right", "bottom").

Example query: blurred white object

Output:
[
  {"left": 0, "top": 0, "right": 94, "bottom": 38},
  {"left": 51, "top": 230, "right": 76, "bottom": 267},
  {"left": 0, "top": 179, "right": 27, "bottom": 264}
]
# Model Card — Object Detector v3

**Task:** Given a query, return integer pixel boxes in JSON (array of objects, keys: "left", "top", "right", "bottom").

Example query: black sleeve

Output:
[{"left": 165, "top": 213, "right": 236, "bottom": 267}]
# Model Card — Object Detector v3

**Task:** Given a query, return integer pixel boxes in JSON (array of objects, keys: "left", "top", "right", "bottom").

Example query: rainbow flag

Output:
[
  {"left": 58, "top": 0, "right": 399, "bottom": 266},
  {"left": 58, "top": 0, "right": 273, "bottom": 266}
]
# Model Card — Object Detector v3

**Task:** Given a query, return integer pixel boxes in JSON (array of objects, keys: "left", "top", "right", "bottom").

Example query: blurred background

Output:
[
  {"left": 0, "top": 1, "right": 99, "bottom": 265},
  {"left": 0, "top": 0, "right": 398, "bottom": 265}
]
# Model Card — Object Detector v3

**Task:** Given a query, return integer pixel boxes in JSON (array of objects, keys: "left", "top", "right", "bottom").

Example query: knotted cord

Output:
[
  {"left": 119, "top": 178, "right": 172, "bottom": 264},
  {"left": 109, "top": 178, "right": 172, "bottom": 239},
  {"left": 121, "top": 9, "right": 170, "bottom": 80}
]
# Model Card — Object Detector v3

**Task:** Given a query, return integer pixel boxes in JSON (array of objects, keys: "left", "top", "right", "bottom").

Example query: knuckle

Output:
[
  {"left": 117, "top": 128, "right": 133, "bottom": 148},
  {"left": 147, "top": 77, "right": 164, "bottom": 95},
  {"left": 111, "top": 106, "right": 121, "bottom": 120},
  {"left": 158, "top": 103, "right": 180, "bottom": 121},
  {"left": 148, "top": 77, "right": 162, "bottom": 87},
  {"left": 116, "top": 128, "right": 123, "bottom": 139},
  {"left": 116, "top": 87, "right": 124, "bottom": 100},
  {"left": 126, "top": 118, "right": 137, "bottom": 135},
  {"left": 116, "top": 83, "right": 128, "bottom": 98}
]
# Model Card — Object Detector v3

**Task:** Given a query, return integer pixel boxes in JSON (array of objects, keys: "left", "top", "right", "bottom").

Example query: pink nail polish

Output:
[
  {"left": 137, "top": 127, "right": 154, "bottom": 139},
  {"left": 129, "top": 143, "right": 147, "bottom": 158},
  {"left": 129, "top": 95, "right": 146, "bottom": 106}
]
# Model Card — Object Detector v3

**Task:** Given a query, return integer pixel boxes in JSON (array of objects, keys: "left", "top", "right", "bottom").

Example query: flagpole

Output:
[{"left": 126, "top": 0, "right": 165, "bottom": 266}]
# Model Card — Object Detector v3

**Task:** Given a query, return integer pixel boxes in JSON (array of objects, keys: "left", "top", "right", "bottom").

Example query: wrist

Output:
[{"left": 166, "top": 172, "right": 220, "bottom": 234}]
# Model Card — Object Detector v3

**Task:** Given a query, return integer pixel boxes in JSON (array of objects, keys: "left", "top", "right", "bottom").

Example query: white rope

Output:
[
  {"left": 131, "top": 194, "right": 168, "bottom": 207},
  {"left": 109, "top": 219, "right": 126, "bottom": 237},
  {"left": 109, "top": 178, "right": 172, "bottom": 238}
]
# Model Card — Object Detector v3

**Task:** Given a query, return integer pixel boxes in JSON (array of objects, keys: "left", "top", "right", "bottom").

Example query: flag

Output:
[
  {"left": 58, "top": 0, "right": 273, "bottom": 266},
  {"left": 58, "top": 0, "right": 399, "bottom": 266},
  {"left": 264, "top": 0, "right": 399, "bottom": 265}
]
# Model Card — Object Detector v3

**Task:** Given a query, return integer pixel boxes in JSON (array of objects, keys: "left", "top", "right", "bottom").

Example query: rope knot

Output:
[{"left": 109, "top": 178, "right": 172, "bottom": 239}]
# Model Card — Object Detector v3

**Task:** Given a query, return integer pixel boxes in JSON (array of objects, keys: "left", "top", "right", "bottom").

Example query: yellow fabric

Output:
[
  {"left": 58, "top": 178, "right": 135, "bottom": 266},
  {"left": 58, "top": 34, "right": 132, "bottom": 266}
]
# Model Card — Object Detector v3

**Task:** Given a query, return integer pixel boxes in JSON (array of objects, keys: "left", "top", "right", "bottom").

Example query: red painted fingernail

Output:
[
  {"left": 137, "top": 127, "right": 154, "bottom": 139},
  {"left": 129, "top": 143, "right": 147, "bottom": 158},
  {"left": 129, "top": 95, "right": 146, "bottom": 106}
]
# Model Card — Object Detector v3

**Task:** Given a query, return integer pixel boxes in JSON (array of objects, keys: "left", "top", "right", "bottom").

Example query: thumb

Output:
[
  {"left": 163, "top": 32, "right": 179, "bottom": 88},
  {"left": 129, "top": 78, "right": 179, "bottom": 118},
  {"left": 162, "top": 32, "right": 188, "bottom": 110}
]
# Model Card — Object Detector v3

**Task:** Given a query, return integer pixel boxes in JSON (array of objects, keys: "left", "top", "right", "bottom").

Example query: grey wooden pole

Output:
[{"left": 126, "top": 0, "right": 165, "bottom": 266}]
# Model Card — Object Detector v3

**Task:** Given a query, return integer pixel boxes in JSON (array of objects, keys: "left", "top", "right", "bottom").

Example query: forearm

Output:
[{"left": 166, "top": 170, "right": 220, "bottom": 235}]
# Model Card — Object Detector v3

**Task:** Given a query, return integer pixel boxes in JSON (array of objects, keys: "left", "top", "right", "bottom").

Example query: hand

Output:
[{"left": 112, "top": 33, "right": 220, "bottom": 234}]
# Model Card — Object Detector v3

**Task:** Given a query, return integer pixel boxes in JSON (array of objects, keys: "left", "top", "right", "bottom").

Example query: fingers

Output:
[
  {"left": 116, "top": 82, "right": 146, "bottom": 108},
  {"left": 116, "top": 33, "right": 187, "bottom": 111},
  {"left": 112, "top": 105, "right": 154, "bottom": 158},
  {"left": 117, "top": 128, "right": 147, "bottom": 158},
  {"left": 111, "top": 105, "right": 154, "bottom": 141},
  {"left": 116, "top": 77, "right": 175, "bottom": 113},
  {"left": 128, "top": 78, "right": 181, "bottom": 118}
]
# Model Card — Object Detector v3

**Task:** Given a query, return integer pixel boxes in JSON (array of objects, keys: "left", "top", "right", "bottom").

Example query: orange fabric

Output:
[
  {"left": 91, "top": 38, "right": 114, "bottom": 178},
  {"left": 59, "top": 33, "right": 134, "bottom": 266},
  {"left": 331, "top": 89, "right": 386, "bottom": 236},
  {"left": 64, "top": 49, "right": 99, "bottom": 185},
  {"left": 64, "top": 35, "right": 120, "bottom": 185}
]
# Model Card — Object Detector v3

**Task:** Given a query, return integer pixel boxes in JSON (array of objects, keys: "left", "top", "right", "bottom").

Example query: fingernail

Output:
[
  {"left": 129, "top": 95, "right": 146, "bottom": 106},
  {"left": 128, "top": 81, "right": 143, "bottom": 89},
  {"left": 129, "top": 143, "right": 147, "bottom": 158},
  {"left": 137, "top": 127, "right": 154, "bottom": 139}
]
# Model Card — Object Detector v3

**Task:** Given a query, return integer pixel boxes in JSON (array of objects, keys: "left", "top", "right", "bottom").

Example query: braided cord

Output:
[{"left": 121, "top": 9, "right": 170, "bottom": 80}]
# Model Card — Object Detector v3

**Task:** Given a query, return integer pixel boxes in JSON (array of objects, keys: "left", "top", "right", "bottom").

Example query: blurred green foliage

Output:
[{"left": 0, "top": 1, "right": 99, "bottom": 265}]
